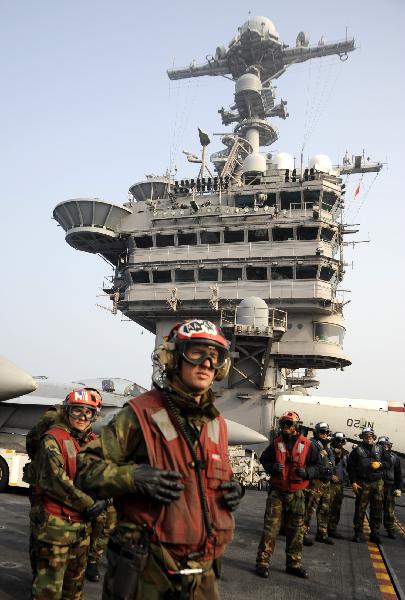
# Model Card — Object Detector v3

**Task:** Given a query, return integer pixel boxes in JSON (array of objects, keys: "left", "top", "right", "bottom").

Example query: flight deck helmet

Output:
[
  {"left": 279, "top": 410, "right": 301, "bottom": 430},
  {"left": 314, "top": 422, "right": 330, "bottom": 437},
  {"left": 360, "top": 426, "right": 376, "bottom": 443},
  {"left": 331, "top": 432, "right": 346, "bottom": 447},
  {"left": 377, "top": 436, "right": 392, "bottom": 449},
  {"left": 64, "top": 387, "right": 102, "bottom": 422}
]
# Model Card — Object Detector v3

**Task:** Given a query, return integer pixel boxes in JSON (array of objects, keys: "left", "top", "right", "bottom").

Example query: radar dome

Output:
[
  {"left": 239, "top": 16, "right": 279, "bottom": 41},
  {"left": 236, "top": 297, "right": 269, "bottom": 327},
  {"left": 243, "top": 153, "right": 266, "bottom": 174},
  {"left": 271, "top": 153, "right": 294, "bottom": 171},
  {"left": 309, "top": 154, "right": 333, "bottom": 174}
]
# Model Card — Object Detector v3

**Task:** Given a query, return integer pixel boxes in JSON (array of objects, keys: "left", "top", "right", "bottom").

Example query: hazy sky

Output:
[{"left": 1, "top": 0, "right": 404, "bottom": 400}]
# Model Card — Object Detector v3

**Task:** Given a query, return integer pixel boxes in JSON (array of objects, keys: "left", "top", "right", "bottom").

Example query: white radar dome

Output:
[
  {"left": 239, "top": 16, "right": 279, "bottom": 41},
  {"left": 243, "top": 153, "right": 266, "bottom": 174},
  {"left": 271, "top": 153, "right": 294, "bottom": 171},
  {"left": 309, "top": 154, "right": 333, "bottom": 174},
  {"left": 236, "top": 297, "right": 269, "bottom": 327},
  {"left": 235, "top": 73, "right": 262, "bottom": 95}
]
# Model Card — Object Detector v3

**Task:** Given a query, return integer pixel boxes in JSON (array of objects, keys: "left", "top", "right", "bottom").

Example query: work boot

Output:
[
  {"left": 387, "top": 530, "right": 396, "bottom": 540},
  {"left": 255, "top": 564, "right": 269, "bottom": 578},
  {"left": 286, "top": 565, "right": 308, "bottom": 579},
  {"left": 352, "top": 530, "right": 362, "bottom": 543},
  {"left": 85, "top": 560, "right": 101, "bottom": 582},
  {"left": 328, "top": 530, "right": 344, "bottom": 539},
  {"left": 315, "top": 533, "right": 334, "bottom": 545},
  {"left": 369, "top": 532, "right": 382, "bottom": 545},
  {"left": 303, "top": 533, "right": 314, "bottom": 546}
]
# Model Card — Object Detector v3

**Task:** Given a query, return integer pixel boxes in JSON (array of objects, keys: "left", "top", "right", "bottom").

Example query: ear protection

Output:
[{"left": 153, "top": 342, "right": 231, "bottom": 381}]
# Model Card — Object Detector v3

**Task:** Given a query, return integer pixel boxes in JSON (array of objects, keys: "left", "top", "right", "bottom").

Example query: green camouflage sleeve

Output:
[
  {"left": 75, "top": 405, "right": 147, "bottom": 499},
  {"left": 37, "top": 435, "right": 94, "bottom": 511},
  {"left": 26, "top": 406, "right": 58, "bottom": 459}
]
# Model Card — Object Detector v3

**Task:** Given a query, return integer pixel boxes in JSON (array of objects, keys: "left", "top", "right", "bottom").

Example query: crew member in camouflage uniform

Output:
[
  {"left": 255, "top": 410, "right": 320, "bottom": 580},
  {"left": 76, "top": 319, "right": 243, "bottom": 600},
  {"left": 303, "top": 422, "right": 335, "bottom": 545},
  {"left": 377, "top": 436, "right": 403, "bottom": 539},
  {"left": 327, "top": 432, "right": 349, "bottom": 539},
  {"left": 348, "top": 426, "right": 391, "bottom": 544},
  {"left": 29, "top": 388, "right": 106, "bottom": 599},
  {"left": 85, "top": 500, "right": 117, "bottom": 582}
]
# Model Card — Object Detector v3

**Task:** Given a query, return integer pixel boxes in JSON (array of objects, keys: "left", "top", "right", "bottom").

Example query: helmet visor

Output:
[
  {"left": 180, "top": 341, "right": 228, "bottom": 369},
  {"left": 280, "top": 419, "right": 295, "bottom": 427},
  {"left": 67, "top": 405, "right": 97, "bottom": 422}
]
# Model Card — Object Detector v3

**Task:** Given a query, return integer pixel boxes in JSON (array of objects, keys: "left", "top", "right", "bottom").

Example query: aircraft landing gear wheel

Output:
[{"left": 0, "top": 456, "right": 9, "bottom": 492}]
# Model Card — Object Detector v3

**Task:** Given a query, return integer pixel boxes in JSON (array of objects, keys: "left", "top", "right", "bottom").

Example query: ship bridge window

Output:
[
  {"left": 198, "top": 268, "right": 219, "bottom": 282},
  {"left": 320, "top": 227, "right": 335, "bottom": 242},
  {"left": 248, "top": 229, "right": 269, "bottom": 242},
  {"left": 224, "top": 229, "right": 244, "bottom": 243},
  {"left": 131, "top": 271, "right": 150, "bottom": 284},
  {"left": 303, "top": 189, "right": 320, "bottom": 208},
  {"left": 156, "top": 233, "right": 175, "bottom": 247},
  {"left": 272, "top": 227, "right": 294, "bottom": 242},
  {"left": 271, "top": 266, "right": 293, "bottom": 280},
  {"left": 178, "top": 232, "right": 197, "bottom": 246},
  {"left": 296, "top": 264, "right": 319, "bottom": 279},
  {"left": 264, "top": 193, "right": 277, "bottom": 207},
  {"left": 235, "top": 194, "right": 255, "bottom": 208},
  {"left": 280, "top": 191, "right": 301, "bottom": 210},
  {"left": 200, "top": 230, "right": 221, "bottom": 244},
  {"left": 322, "top": 191, "right": 337, "bottom": 212},
  {"left": 319, "top": 266, "right": 336, "bottom": 282},
  {"left": 297, "top": 226, "right": 319, "bottom": 240},
  {"left": 175, "top": 269, "right": 195, "bottom": 282},
  {"left": 134, "top": 235, "right": 153, "bottom": 248},
  {"left": 247, "top": 266, "right": 268, "bottom": 280},
  {"left": 222, "top": 267, "right": 243, "bottom": 281},
  {"left": 152, "top": 270, "right": 172, "bottom": 283},
  {"left": 314, "top": 322, "right": 345, "bottom": 347}
]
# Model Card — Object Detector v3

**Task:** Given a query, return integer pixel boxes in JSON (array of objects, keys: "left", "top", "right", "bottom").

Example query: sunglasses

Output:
[{"left": 280, "top": 420, "right": 294, "bottom": 427}]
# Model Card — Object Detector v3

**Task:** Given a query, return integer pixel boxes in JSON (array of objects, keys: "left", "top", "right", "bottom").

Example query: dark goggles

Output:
[
  {"left": 180, "top": 341, "right": 228, "bottom": 369},
  {"left": 280, "top": 419, "right": 295, "bottom": 427},
  {"left": 66, "top": 405, "right": 97, "bottom": 422},
  {"left": 318, "top": 428, "right": 330, "bottom": 435}
]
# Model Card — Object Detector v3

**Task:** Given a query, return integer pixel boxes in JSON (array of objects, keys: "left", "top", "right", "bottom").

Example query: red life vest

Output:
[
  {"left": 115, "top": 389, "right": 235, "bottom": 561},
  {"left": 270, "top": 434, "right": 311, "bottom": 492},
  {"left": 39, "top": 426, "right": 96, "bottom": 522}
]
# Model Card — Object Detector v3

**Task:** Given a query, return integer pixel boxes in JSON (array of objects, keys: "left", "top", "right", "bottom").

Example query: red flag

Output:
[{"left": 354, "top": 183, "right": 361, "bottom": 199}]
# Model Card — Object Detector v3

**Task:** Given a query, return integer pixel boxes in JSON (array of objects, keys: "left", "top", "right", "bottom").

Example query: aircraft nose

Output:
[{"left": 0, "top": 357, "right": 38, "bottom": 401}]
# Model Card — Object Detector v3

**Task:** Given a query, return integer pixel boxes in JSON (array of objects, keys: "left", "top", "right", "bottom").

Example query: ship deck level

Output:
[{"left": 0, "top": 489, "right": 404, "bottom": 599}]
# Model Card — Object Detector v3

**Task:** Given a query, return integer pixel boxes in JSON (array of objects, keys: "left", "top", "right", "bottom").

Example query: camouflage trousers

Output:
[
  {"left": 88, "top": 502, "right": 117, "bottom": 564},
  {"left": 353, "top": 478, "right": 384, "bottom": 534},
  {"left": 103, "top": 545, "right": 219, "bottom": 600},
  {"left": 304, "top": 480, "right": 331, "bottom": 537},
  {"left": 383, "top": 486, "right": 396, "bottom": 532},
  {"left": 31, "top": 534, "right": 90, "bottom": 599},
  {"left": 327, "top": 481, "right": 344, "bottom": 534},
  {"left": 256, "top": 487, "right": 306, "bottom": 568}
]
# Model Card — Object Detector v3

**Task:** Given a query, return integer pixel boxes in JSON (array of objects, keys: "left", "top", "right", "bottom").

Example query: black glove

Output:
[
  {"left": 295, "top": 468, "right": 308, "bottom": 479},
  {"left": 219, "top": 480, "right": 244, "bottom": 511},
  {"left": 272, "top": 462, "right": 284, "bottom": 473},
  {"left": 133, "top": 465, "right": 184, "bottom": 504},
  {"left": 84, "top": 499, "right": 107, "bottom": 520}
]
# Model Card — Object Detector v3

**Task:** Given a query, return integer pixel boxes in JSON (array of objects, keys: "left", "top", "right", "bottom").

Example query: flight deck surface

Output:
[{"left": 1, "top": 489, "right": 404, "bottom": 599}]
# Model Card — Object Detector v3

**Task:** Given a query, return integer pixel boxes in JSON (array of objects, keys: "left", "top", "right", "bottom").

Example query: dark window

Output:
[
  {"left": 322, "top": 191, "right": 337, "bottom": 212},
  {"left": 224, "top": 230, "right": 244, "bottom": 243},
  {"left": 271, "top": 266, "right": 293, "bottom": 280},
  {"left": 200, "top": 230, "right": 221, "bottom": 244},
  {"left": 152, "top": 270, "right": 171, "bottom": 283},
  {"left": 303, "top": 189, "right": 320, "bottom": 208},
  {"left": 174, "top": 270, "right": 195, "bottom": 282},
  {"left": 131, "top": 271, "right": 150, "bottom": 283},
  {"left": 156, "top": 234, "right": 175, "bottom": 247},
  {"left": 272, "top": 228, "right": 294, "bottom": 242},
  {"left": 320, "top": 227, "right": 335, "bottom": 242},
  {"left": 247, "top": 266, "right": 267, "bottom": 280},
  {"left": 296, "top": 265, "right": 318, "bottom": 279},
  {"left": 178, "top": 232, "right": 197, "bottom": 246},
  {"left": 134, "top": 235, "right": 153, "bottom": 248},
  {"left": 297, "top": 227, "right": 319, "bottom": 240},
  {"left": 319, "top": 266, "right": 335, "bottom": 282},
  {"left": 248, "top": 229, "right": 269, "bottom": 242},
  {"left": 280, "top": 191, "right": 301, "bottom": 210},
  {"left": 314, "top": 322, "right": 344, "bottom": 346},
  {"left": 264, "top": 193, "right": 277, "bottom": 207},
  {"left": 235, "top": 194, "right": 255, "bottom": 208},
  {"left": 222, "top": 267, "right": 243, "bottom": 281},
  {"left": 198, "top": 268, "right": 219, "bottom": 282}
]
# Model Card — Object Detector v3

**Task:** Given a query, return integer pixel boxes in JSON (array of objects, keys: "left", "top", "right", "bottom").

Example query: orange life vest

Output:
[
  {"left": 115, "top": 389, "right": 235, "bottom": 561},
  {"left": 270, "top": 434, "right": 311, "bottom": 492}
]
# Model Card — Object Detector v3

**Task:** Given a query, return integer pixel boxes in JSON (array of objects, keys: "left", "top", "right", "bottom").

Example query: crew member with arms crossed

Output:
[{"left": 75, "top": 320, "right": 243, "bottom": 600}]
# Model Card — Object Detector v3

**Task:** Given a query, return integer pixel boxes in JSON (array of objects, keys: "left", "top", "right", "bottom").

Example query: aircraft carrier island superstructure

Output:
[{"left": 53, "top": 16, "right": 382, "bottom": 438}]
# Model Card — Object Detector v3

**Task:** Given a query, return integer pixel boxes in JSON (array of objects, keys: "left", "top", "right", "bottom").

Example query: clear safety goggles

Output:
[
  {"left": 67, "top": 405, "right": 97, "bottom": 422},
  {"left": 180, "top": 342, "right": 228, "bottom": 369}
]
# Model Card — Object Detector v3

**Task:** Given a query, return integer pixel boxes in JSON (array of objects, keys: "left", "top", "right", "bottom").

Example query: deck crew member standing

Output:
[
  {"left": 255, "top": 411, "right": 319, "bottom": 580},
  {"left": 75, "top": 319, "right": 242, "bottom": 600},
  {"left": 377, "top": 436, "right": 403, "bottom": 539},
  {"left": 348, "top": 426, "right": 391, "bottom": 544},
  {"left": 327, "top": 432, "right": 349, "bottom": 539},
  {"left": 30, "top": 388, "right": 106, "bottom": 599}
]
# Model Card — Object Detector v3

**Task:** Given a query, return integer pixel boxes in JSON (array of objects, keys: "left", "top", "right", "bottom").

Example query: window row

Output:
[
  {"left": 130, "top": 264, "right": 337, "bottom": 284},
  {"left": 133, "top": 225, "right": 336, "bottom": 249},
  {"left": 234, "top": 189, "right": 337, "bottom": 212}
]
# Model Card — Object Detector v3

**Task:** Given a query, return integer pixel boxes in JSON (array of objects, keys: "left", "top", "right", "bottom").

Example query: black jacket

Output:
[{"left": 348, "top": 443, "right": 391, "bottom": 483}]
